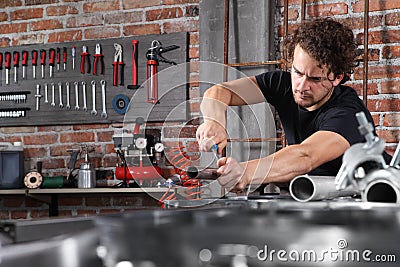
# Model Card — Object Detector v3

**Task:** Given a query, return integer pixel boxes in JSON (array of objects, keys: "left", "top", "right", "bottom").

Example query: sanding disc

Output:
[
  {"left": 24, "top": 171, "right": 43, "bottom": 189},
  {"left": 112, "top": 94, "right": 130, "bottom": 115}
]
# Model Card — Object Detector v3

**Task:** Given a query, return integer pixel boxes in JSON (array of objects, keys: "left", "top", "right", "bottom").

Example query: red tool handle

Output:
[
  {"left": 132, "top": 39, "right": 139, "bottom": 86},
  {"left": 63, "top": 47, "right": 67, "bottom": 64},
  {"left": 40, "top": 49, "right": 46, "bottom": 65},
  {"left": 112, "top": 61, "right": 118, "bottom": 86},
  {"left": 13, "top": 51, "right": 19, "bottom": 67},
  {"left": 56, "top": 47, "right": 61, "bottom": 65},
  {"left": 0, "top": 53, "right": 3, "bottom": 70},
  {"left": 49, "top": 48, "right": 55, "bottom": 66},
  {"left": 32, "top": 50, "right": 38, "bottom": 66},
  {"left": 22, "top": 51, "right": 28, "bottom": 66},
  {"left": 5, "top": 52, "right": 11, "bottom": 69}
]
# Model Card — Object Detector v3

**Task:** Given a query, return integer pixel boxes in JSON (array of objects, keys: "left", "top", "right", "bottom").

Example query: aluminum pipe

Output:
[
  {"left": 290, "top": 175, "right": 358, "bottom": 202},
  {"left": 361, "top": 168, "right": 400, "bottom": 203}
]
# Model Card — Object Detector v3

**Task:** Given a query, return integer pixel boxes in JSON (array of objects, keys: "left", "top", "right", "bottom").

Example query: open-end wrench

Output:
[
  {"left": 44, "top": 83, "right": 48, "bottom": 103},
  {"left": 66, "top": 82, "right": 71, "bottom": 109},
  {"left": 100, "top": 80, "right": 107, "bottom": 118},
  {"left": 91, "top": 80, "right": 97, "bottom": 116},
  {"left": 51, "top": 83, "right": 55, "bottom": 107},
  {"left": 74, "top": 81, "right": 80, "bottom": 110},
  {"left": 82, "top": 81, "right": 88, "bottom": 112},
  {"left": 35, "top": 84, "right": 42, "bottom": 111},
  {"left": 58, "top": 82, "right": 63, "bottom": 108}
]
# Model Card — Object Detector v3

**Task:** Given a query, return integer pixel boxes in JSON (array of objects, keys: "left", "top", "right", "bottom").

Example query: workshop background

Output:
[{"left": 0, "top": 0, "right": 399, "bottom": 219}]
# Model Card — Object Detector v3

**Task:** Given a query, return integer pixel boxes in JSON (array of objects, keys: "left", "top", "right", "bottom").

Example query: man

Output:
[{"left": 196, "top": 17, "right": 390, "bottom": 192}]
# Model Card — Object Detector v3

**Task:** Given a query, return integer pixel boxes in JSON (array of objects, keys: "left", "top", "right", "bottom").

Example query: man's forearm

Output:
[{"left": 200, "top": 84, "right": 231, "bottom": 126}]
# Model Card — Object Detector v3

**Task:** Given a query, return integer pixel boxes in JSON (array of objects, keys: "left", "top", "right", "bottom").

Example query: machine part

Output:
[
  {"left": 24, "top": 171, "right": 43, "bottom": 189},
  {"left": 127, "top": 39, "right": 140, "bottom": 89},
  {"left": 290, "top": 175, "right": 358, "bottom": 202},
  {"left": 0, "top": 53, "right": 3, "bottom": 86},
  {"left": 135, "top": 137, "right": 147, "bottom": 149},
  {"left": 13, "top": 51, "right": 19, "bottom": 83},
  {"left": 21, "top": 50, "right": 28, "bottom": 80},
  {"left": 44, "top": 83, "right": 48, "bottom": 103},
  {"left": 74, "top": 81, "right": 80, "bottom": 110},
  {"left": 80, "top": 46, "right": 91, "bottom": 74},
  {"left": 40, "top": 49, "right": 46, "bottom": 79},
  {"left": 63, "top": 47, "right": 67, "bottom": 71},
  {"left": 71, "top": 46, "right": 76, "bottom": 70},
  {"left": 50, "top": 83, "right": 55, "bottom": 107},
  {"left": 359, "top": 167, "right": 400, "bottom": 203},
  {"left": 31, "top": 50, "right": 38, "bottom": 79},
  {"left": 4, "top": 51, "right": 11, "bottom": 85},
  {"left": 93, "top": 43, "right": 104, "bottom": 75},
  {"left": 49, "top": 48, "right": 55, "bottom": 78},
  {"left": 34, "top": 84, "right": 42, "bottom": 111},
  {"left": 56, "top": 47, "right": 61, "bottom": 71},
  {"left": 42, "top": 176, "right": 64, "bottom": 188},
  {"left": 66, "top": 82, "right": 71, "bottom": 109},
  {"left": 186, "top": 166, "right": 219, "bottom": 180},
  {"left": 100, "top": 80, "right": 107, "bottom": 118},
  {"left": 154, "top": 143, "right": 164, "bottom": 153},
  {"left": 58, "top": 82, "right": 63, "bottom": 108},
  {"left": 111, "top": 94, "right": 129, "bottom": 115},
  {"left": 90, "top": 80, "right": 97, "bottom": 116},
  {"left": 82, "top": 81, "right": 88, "bottom": 112},
  {"left": 78, "top": 146, "right": 96, "bottom": 188},
  {"left": 112, "top": 43, "right": 124, "bottom": 86}
]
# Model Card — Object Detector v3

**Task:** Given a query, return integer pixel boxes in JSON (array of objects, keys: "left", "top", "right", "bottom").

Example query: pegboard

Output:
[{"left": 0, "top": 32, "right": 188, "bottom": 126}]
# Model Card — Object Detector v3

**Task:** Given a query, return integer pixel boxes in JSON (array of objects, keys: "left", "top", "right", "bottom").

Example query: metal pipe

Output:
[
  {"left": 227, "top": 137, "right": 281, "bottom": 142},
  {"left": 227, "top": 60, "right": 283, "bottom": 68},
  {"left": 301, "top": 0, "right": 306, "bottom": 21},
  {"left": 289, "top": 175, "right": 358, "bottom": 202},
  {"left": 361, "top": 168, "right": 400, "bottom": 203},
  {"left": 362, "top": 0, "right": 369, "bottom": 107},
  {"left": 223, "top": 0, "right": 230, "bottom": 66},
  {"left": 186, "top": 166, "right": 219, "bottom": 180}
]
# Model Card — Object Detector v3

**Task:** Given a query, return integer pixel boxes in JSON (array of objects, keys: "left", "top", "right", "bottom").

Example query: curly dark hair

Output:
[{"left": 283, "top": 18, "right": 359, "bottom": 84}]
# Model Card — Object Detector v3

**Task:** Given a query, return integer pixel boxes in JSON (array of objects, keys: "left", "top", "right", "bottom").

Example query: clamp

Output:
[
  {"left": 80, "top": 45, "right": 91, "bottom": 74},
  {"left": 112, "top": 43, "right": 125, "bottom": 86},
  {"left": 93, "top": 43, "right": 104, "bottom": 75}
]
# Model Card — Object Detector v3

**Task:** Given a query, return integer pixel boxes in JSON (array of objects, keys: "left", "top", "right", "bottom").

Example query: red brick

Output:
[
  {"left": 48, "top": 30, "right": 83, "bottom": 43},
  {"left": 163, "top": 125, "right": 197, "bottom": 138},
  {"left": 353, "top": 65, "right": 400, "bottom": 80},
  {"left": 189, "top": 101, "right": 200, "bottom": 112},
  {"left": 97, "top": 131, "right": 114, "bottom": 142},
  {"left": 371, "top": 114, "right": 380, "bottom": 127},
  {"left": 0, "top": 211, "right": 9, "bottom": 220},
  {"left": 123, "top": 24, "right": 161, "bottom": 36},
  {"left": 98, "top": 209, "right": 123, "bottom": 215},
  {"left": 46, "top": 5, "right": 79, "bottom": 16},
  {"left": 381, "top": 80, "right": 400, "bottom": 94},
  {"left": 66, "top": 15, "right": 103, "bottom": 28},
  {"left": 382, "top": 45, "right": 400, "bottom": 59},
  {"left": 189, "top": 46, "right": 199, "bottom": 59},
  {"left": 307, "top": 3, "right": 348, "bottom": 17},
  {"left": 30, "top": 19, "right": 63, "bottom": 31},
  {"left": 0, "top": 37, "right": 11, "bottom": 47},
  {"left": 73, "top": 124, "right": 109, "bottom": 130},
  {"left": 58, "top": 196, "right": 84, "bottom": 206},
  {"left": 383, "top": 113, "right": 400, "bottom": 127},
  {"left": 104, "top": 11, "right": 142, "bottom": 24},
  {"left": 11, "top": 211, "right": 28, "bottom": 220},
  {"left": 30, "top": 209, "right": 50, "bottom": 218},
  {"left": 103, "top": 155, "right": 117, "bottom": 168},
  {"left": 368, "top": 99, "right": 400, "bottom": 112},
  {"left": 50, "top": 144, "right": 76, "bottom": 157},
  {"left": 24, "top": 147, "right": 48, "bottom": 158},
  {"left": 105, "top": 143, "right": 115, "bottom": 154},
  {"left": 164, "top": 0, "right": 199, "bottom": 4},
  {"left": 85, "top": 196, "right": 112, "bottom": 206},
  {"left": 376, "top": 129, "right": 400, "bottom": 143},
  {"left": 352, "top": 0, "right": 400, "bottom": 13},
  {"left": 347, "top": 82, "right": 378, "bottom": 96},
  {"left": 122, "top": 0, "right": 161, "bottom": 9},
  {"left": 26, "top": 0, "right": 57, "bottom": 5},
  {"left": 3, "top": 197, "right": 24, "bottom": 207},
  {"left": 163, "top": 19, "right": 198, "bottom": 33},
  {"left": 186, "top": 5, "right": 199, "bottom": 17},
  {"left": 83, "top": 0, "right": 119, "bottom": 13},
  {"left": 0, "top": 12, "right": 7, "bottom": 22},
  {"left": 24, "top": 134, "right": 58, "bottom": 145},
  {"left": 41, "top": 158, "right": 65, "bottom": 169},
  {"left": 146, "top": 7, "right": 184, "bottom": 21},
  {"left": 84, "top": 26, "right": 121, "bottom": 39},
  {"left": 112, "top": 196, "right": 139, "bottom": 206},
  {"left": 360, "top": 30, "right": 400, "bottom": 45},
  {"left": 385, "top": 12, "right": 400, "bottom": 26},
  {"left": 0, "top": 0, "right": 22, "bottom": 8},
  {"left": 14, "top": 33, "right": 46, "bottom": 45},
  {"left": 38, "top": 125, "right": 73, "bottom": 132},
  {"left": 0, "top": 23, "right": 28, "bottom": 34},
  {"left": 10, "top": 8, "right": 43, "bottom": 21},
  {"left": 60, "top": 131, "right": 94, "bottom": 143}
]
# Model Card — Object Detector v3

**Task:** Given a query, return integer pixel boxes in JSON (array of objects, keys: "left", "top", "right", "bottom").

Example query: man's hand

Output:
[
  {"left": 216, "top": 157, "right": 249, "bottom": 193},
  {"left": 196, "top": 120, "right": 227, "bottom": 154}
]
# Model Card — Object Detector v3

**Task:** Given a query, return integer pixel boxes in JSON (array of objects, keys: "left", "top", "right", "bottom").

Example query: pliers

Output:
[
  {"left": 80, "top": 45, "right": 91, "bottom": 74},
  {"left": 112, "top": 43, "right": 125, "bottom": 86},
  {"left": 93, "top": 43, "right": 104, "bottom": 75}
]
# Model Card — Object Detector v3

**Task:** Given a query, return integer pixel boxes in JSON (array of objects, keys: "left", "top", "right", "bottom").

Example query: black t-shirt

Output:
[{"left": 255, "top": 70, "right": 390, "bottom": 176}]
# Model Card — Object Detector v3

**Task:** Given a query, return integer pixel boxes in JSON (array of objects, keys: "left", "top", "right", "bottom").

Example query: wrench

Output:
[
  {"left": 66, "top": 82, "right": 71, "bottom": 109},
  {"left": 51, "top": 83, "right": 55, "bottom": 107},
  {"left": 58, "top": 82, "right": 63, "bottom": 108},
  {"left": 100, "top": 80, "right": 107, "bottom": 118},
  {"left": 74, "top": 81, "right": 80, "bottom": 110},
  {"left": 82, "top": 81, "right": 88, "bottom": 112},
  {"left": 90, "top": 80, "right": 97, "bottom": 116},
  {"left": 44, "top": 83, "right": 48, "bottom": 103}
]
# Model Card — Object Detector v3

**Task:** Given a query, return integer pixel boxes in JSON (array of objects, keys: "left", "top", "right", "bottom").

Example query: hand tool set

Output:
[{"left": 0, "top": 33, "right": 187, "bottom": 127}]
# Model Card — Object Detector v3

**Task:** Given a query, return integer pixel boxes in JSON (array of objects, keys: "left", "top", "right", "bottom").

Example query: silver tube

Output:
[
  {"left": 290, "top": 175, "right": 358, "bottom": 202},
  {"left": 362, "top": 168, "right": 400, "bottom": 203}
]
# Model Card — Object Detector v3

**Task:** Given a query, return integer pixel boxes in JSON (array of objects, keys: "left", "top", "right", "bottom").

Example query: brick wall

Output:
[{"left": 0, "top": 0, "right": 399, "bottom": 219}]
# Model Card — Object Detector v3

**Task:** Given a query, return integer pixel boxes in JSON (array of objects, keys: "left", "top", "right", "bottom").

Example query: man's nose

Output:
[{"left": 297, "top": 76, "right": 311, "bottom": 92}]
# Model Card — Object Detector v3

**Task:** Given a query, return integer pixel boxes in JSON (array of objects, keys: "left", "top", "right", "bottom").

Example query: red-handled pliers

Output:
[
  {"left": 80, "top": 45, "right": 90, "bottom": 74},
  {"left": 93, "top": 43, "right": 104, "bottom": 75},
  {"left": 112, "top": 43, "right": 124, "bottom": 86}
]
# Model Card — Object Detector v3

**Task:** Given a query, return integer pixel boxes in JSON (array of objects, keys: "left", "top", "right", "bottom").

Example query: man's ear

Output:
[{"left": 332, "top": 73, "right": 345, "bottom": 86}]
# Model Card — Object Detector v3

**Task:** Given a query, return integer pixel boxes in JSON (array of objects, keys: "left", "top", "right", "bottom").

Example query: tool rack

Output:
[{"left": 0, "top": 32, "right": 188, "bottom": 126}]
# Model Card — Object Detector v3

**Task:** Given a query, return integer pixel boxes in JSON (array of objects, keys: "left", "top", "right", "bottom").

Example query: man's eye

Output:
[{"left": 309, "top": 77, "right": 323, "bottom": 82}]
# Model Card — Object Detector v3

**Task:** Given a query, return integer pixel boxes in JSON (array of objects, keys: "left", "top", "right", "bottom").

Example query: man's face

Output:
[{"left": 291, "top": 45, "right": 343, "bottom": 111}]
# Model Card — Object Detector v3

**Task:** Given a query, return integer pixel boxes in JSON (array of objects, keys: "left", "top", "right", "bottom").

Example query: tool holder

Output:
[{"left": 0, "top": 32, "right": 188, "bottom": 126}]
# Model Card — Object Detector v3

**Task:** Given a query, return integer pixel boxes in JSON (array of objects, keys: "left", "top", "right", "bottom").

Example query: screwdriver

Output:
[
  {"left": 13, "top": 51, "right": 19, "bottom": 83},
  {"left": 56, "top": 47, "right": 61, "bottom": 71},
  {"left": 0, "top": 53, "right": 3, "bottom": 85},
  {"left": 72, "top": 46, "right": 76, "bottom": 70},
  {"left": 5, "top": 52, "right": 11, "bottom": 85},
  {"left": 22, "top": 50, "right": 28, "bottom": 80},
  {"left": 40, "top": 49, "right": 46, "bottom": 79},
  {"left": 63, "top": 47, "right": 67, "bottom": 71},
  {"left": 32, "top": 50, "right": 38, "bottom": 79},
  {"left": 49, "top": 48, "right": 55, "bottom": 78}
]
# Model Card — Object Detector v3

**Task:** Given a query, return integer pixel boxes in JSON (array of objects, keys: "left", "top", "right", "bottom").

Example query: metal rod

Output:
[
  {"left": 301, "top": 0, "right": 306, "bottom": 21},
  {"left": 223, "top": 0, "right": 230, "bottom": 66},
  {"left": 283, "top": 0, "right": 289, "bottom": 71},
  {"left": 227, "top": 60, "right": 283, "bottom": 68},
  {"left": 227, "top": 138, "right": 281, "bottom": 142},
  {"left": 363, "top": 0, "right": 369, "bottom": 107}
]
